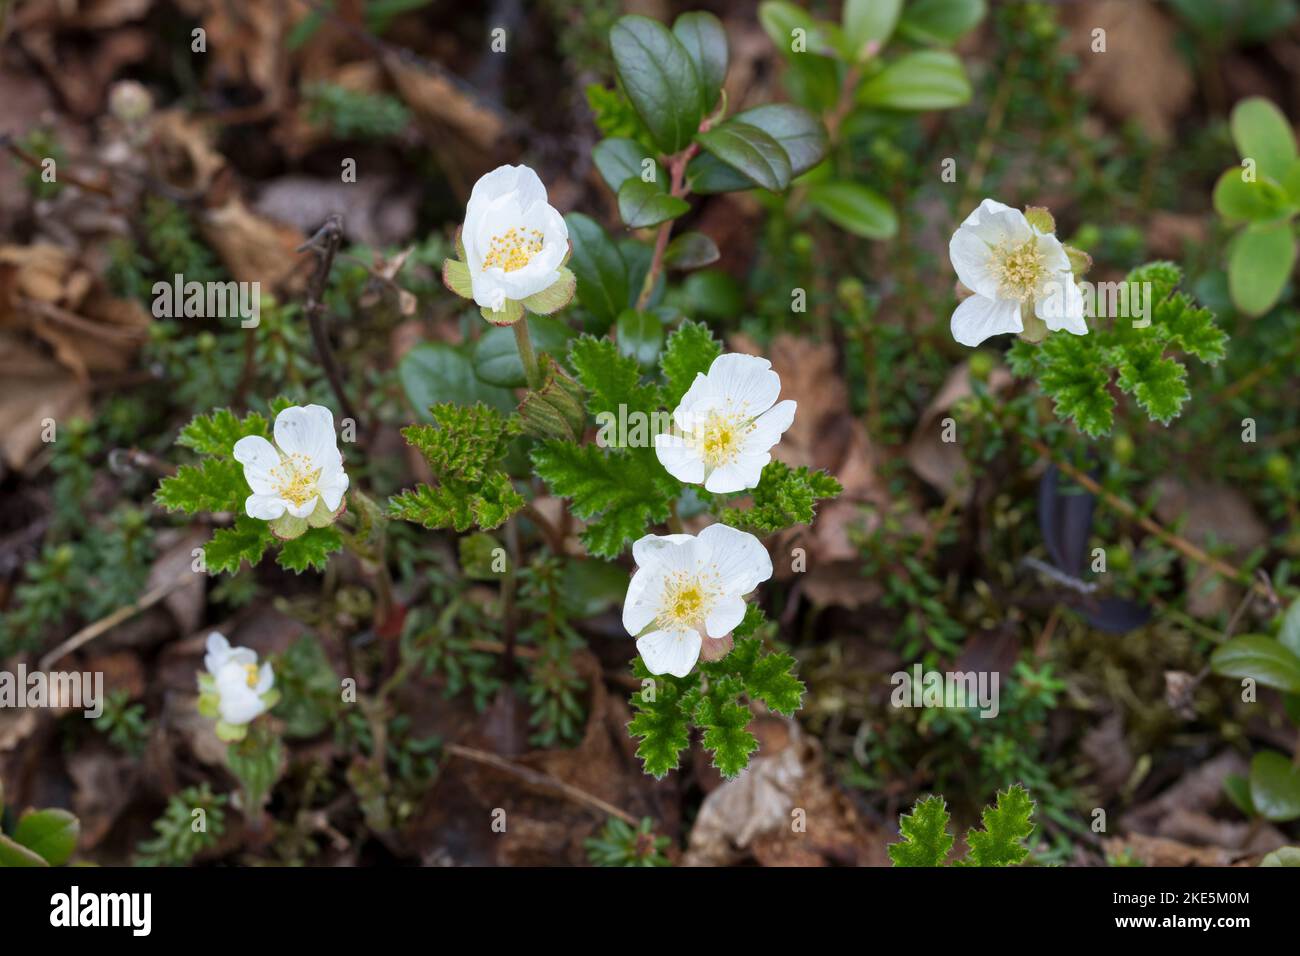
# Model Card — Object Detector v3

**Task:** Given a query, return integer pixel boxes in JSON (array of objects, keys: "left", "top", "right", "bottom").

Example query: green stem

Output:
[{"left": 513, "top": 318, "right": 542, "bottom": 389}]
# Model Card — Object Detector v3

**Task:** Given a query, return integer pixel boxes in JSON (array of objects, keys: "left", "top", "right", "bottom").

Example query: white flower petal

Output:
[
  {"left": 245, "top": 493, "right": 287, "bottom": 520},
  {"left": 622, "top": 567, "right": 662, "bottom": 635},
  {"left": 636, "top": 628, "right": 702, "bottom": 678},
  {"left": 274, "top": 404, "right": 337, "bottom": 463},
  {"left": 704, "top": 450, "right": 771, "bottom": 493},
  {"left": 204, "top": 632, "right": 231, "bottom": 674},
  {"left": 950, "top": 293, "right": 1023, "bottom": 347},
  {"left": 949, "top": 224, "right": 1001, "bottom": 300},
  {"left": 232, "top": 435, "right": 281, "bottom": 495},
  {"left": 705, "top": 595, "right": 747, "bottom": 638},
  {"left": 654, "top": 433, "right": 706, "bottom": 485},
  {"left": 317, "top": 464, "right": 349, "bottom": 512},
  {"left": 698, "top": 524, "right": 772, "bottom": 594},
  {"left": 631, "top": 533, "right": 696, "bottom": 571},
  {"left": 254, "top": 662, "right": 274, "bottom": 695},
  {"left": 705, "top": 353, "right": 781, "bottom": 416},
  {"left": 284, "top": 497, "right": 318, "bottom": 519},
  {"left": 744, "top": 399, "right": 796, "bottom": 454},
  {"left": 1036, "top": 274, "right": 1088, "bottom": 335},
  {"left": 468, "top": 164, "right": 547, "bottom": 214}
]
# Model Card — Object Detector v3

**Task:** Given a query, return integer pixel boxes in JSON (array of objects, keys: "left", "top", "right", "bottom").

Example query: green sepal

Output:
[
  {"left": 521, "top": 268, "right": 577, "bottom": 315},
  {"left": 443, "top": 258, "right": 473, "bottom": 299},
  {"left": 481, "top": 298, "right": 525, "bottom": 326}
]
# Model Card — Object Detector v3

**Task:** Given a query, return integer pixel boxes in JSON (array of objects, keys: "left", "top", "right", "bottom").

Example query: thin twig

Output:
[
  {"left": 1029, "top": 439, "right": 1272, "bottom": 601},
  {"left": 40, "top": 566, "right": 192, "bottom": 669},
  {"left": 444, "top": 743, "right": 638, "bottom": 826},
  {"left": 299, "top": 215, "right": 360, "bottom": 429}
]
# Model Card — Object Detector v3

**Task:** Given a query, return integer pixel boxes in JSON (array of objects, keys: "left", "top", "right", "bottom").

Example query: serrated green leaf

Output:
[
  {"left": 205, "top": 516, "right": 273, "bottom": 574},
  {"left": 569, "top": 334, "right": 661, "bottom": 417},
  {"left": 1034, "top": 334, "right": 1115, "bottom": 436},
  {"left": 178, "top": 408, "right": 269, "bottom": 457},
  {"left": 1115, "top": 343, "right": 1189, "bottom": 425},
  {"left": 627, "top": 659, "right": 697, "bottom": 778},
  {"left": 889, "top": 795, "right": 954, "bottom": 866},
  {"left": 276, "top": 526, "right": 343, "bottom": 573},
  {"left": 155, "top": 458, "right": 246, "bottom": 514},
  {"left": 961, "top": 783, "right": 1034, "bottom": 866},
  {"left": 694, "top": 689, "right": 758, "bottom": 778},
  {"left": 708, "top": 636, "right": 805, "bottom": 715},
  {"left": 660, "top": 319, "right": 721, "bottom": 406},
  {"left": 532, "top": 441, "right": 675, "bottom": 557},
  {"left": 721, "top": 460, "right": 842, "bottom": 533}
]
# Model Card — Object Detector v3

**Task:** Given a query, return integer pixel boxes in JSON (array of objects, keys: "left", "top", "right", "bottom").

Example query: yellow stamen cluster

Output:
[
  {"left": 658, "top": 571, "right": 718, "bottom": 630},
  {"left": 482, "top": 227, "right": 544, "bottom": 273},
  {"left": 271, "top": 453, "right": 322, "bottom": 507},
  {"left": 990, "top": 238, "right": 1047, "bottom": 301},
  {"left": 244, "top": 663, "right": 260, "bottom": 689},
  {"left": 695, "top": 410, "right": 755, "bottom": 468}
]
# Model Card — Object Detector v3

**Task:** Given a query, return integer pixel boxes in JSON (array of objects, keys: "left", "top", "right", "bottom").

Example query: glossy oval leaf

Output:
[
  {"left": 13, "top": 808, "right": 79, "bottom": 866},
  {"left": 610, "top": 15, "right": 704, "bottom": 155},
  {"left": 857, "top": 50, "right": 972, "bottom": 110},
  {"left": 565, "top": 212, "right": 630, "bottom": 325},
  {"left": 593, "top": 138, "right": 664, "bottom": 195},
  {"left": 473, "top": 316, "right": 577, "bottom": 388},
  {"left": 1228, "top": 220, "right": 1296, "bottom": 316},
  {"left": 1212, "top": 167, "right": 1291, "bottom": 222},
  {"left": 673, "top": 11, "right": 728, "bottom": 112},
  {"left": 730, "top": 103, "right": 828, "bottom": 176},
  {"left": 807, "top": 180, "right": 898, "bottom": 239},
  {"left": 897, "top": 0, "right": 987, "bottom": 46},
  {"left": 843, "top": 0, "right": 903, "bottom": 55},
  {"left": 664, "top": 231, "right": 721, "bottom": 270},
  {"left": 1231, "top": 96, "right": 1297, "bottom": 183},
  {"left": 617, "top": 178, "right": 691, "bottom": 228},
  {"left": 616, "top": 309, "right": 664, "bottom": 368},
  {"left": 1250, "top": 751, "right": 1300, "bottom": 822},
  {"left": 400, "top": 342, "right": 515, "bottom": 416},
  {"left": 695, "top": 120, "right": 792, "bottom": 192},
  {"left": 1280, "top": 597, "right": 1300, "bottom": 659},
  {"left": 1210, "top": 633, "right": 1300, "bottom": 693}
]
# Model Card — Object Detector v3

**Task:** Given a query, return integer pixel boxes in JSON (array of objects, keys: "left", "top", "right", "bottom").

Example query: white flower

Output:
[
  {"left": 462, "top": 164, "right": 569, "bottom": 311},
  {"left": 623, "top": 524, "right": 773, "bottom": 678},
  {"left": 200, "top": 632, "right": 275, "bottom": 729},
  {"left": 653, "top": 353, "right": 796, "bottom": 494},
  {"left": 232, "top": 404, "right": 348, "bottom": 536},
  {"left": 948, "top": 199, "right": 1088, "bottom": 347}
]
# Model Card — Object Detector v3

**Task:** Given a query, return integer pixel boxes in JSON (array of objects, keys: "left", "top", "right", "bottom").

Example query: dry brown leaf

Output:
[
  {"left": 0, "top": 333, "right": 90, "bottom": 470},
  {"left": 1063, "top": 0, "right": 1193, "bottom": 141},
  {"left": 684, "top": 718, "right": 883, "bottom": 866},
  {"left": 200, "top": 198, "right": 306, "bottom": 291},
  {"left": 907, "top": 359, "right": 1013, "bottom": 496}
]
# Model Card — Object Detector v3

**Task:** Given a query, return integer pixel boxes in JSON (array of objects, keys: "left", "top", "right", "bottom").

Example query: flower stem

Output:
[
  {"left": 635, "top": 144, "right": 697, "bottom": 311},
  {"left": 513, "top": 318, "right": 542, "bottom": 390}
]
